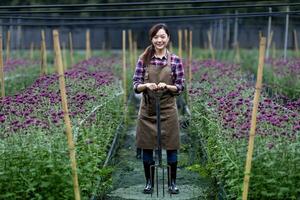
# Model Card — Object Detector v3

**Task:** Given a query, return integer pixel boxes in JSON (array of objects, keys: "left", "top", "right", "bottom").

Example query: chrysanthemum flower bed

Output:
[
  {"left": 0, "top": 57, "right": 123, "bottom": 199},
  {"left": 245, "top": 57, "right": 300, "bottom": 100},
  {"left": 189, "top": 60, "right": 300, "bottom": 199},
  {"left": 3, "top": 59, "right": 40, "bottom": 96}
]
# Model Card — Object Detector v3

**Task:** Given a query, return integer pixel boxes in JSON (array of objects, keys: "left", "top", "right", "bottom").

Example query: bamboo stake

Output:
[
  {"left": 102, "top": 41, "right": 105, "bottom": 50},
  {"left": 266, "top": 7, "right": 272, "bottom": 59},
  {"left": 62, "top": 42, "right": 67, "bottom": 71},
  {"left": 189, "top": 30, "right": 193, "bottom": 86},
  {"left": 272, "top": 42, "right": 276, "bottom": 58},
  {"left": 122, "top": 30, "right": 127, "bottom": 125},
  {"left": 207, "top": 30, "right": 215, "bottom": 60},
  {"left": 169, "top": 41, "right": 173, "bottom": 53},
  {"left": 235, "top": 42, "right": 241, "bottom": 64},
  {"left": 128, "top": 29, "right": 134, "bottom": 69},
  {"left": 86, "top": 29, "right": 91, "bottom": 60},
  {"left": 69, "top": 32, "right": 74, "bottom": 67},
  {"left": 41, "top": 30, "right": 47, "bottom": 75},
  {"left": 178, "top": 29, "right": 182, "bottom": 59},
  {"left": 259, "top": 30, "right": 262, "bottom": 40},
  {"left": 184, "top": 29, "right": 188, "bottom": 53},
  {"left": 294, "top": 29, "right": 299, "bottom": 55},
  {"left": 283, "top": 6, "right": 289, "bottom": 61},
  {"left": 30, "top": 42, "right": 34, "bottom": 60},
  {"left": 53, "top": 30, "right": 81, "bottom": 200},
  {"left": 6, "top": 30, "right": 10, "bottom": 62},
  {"left": 133, "top": 40, "right": 137, "bottom": 67},
  {"left": 233, "top": 10, "right": 239, "bottom": 48},
  {"left": 242, "top": 37, "right": 266, "bottom": 200},
  {"left": 122, "top": 30, "right": 127, "bottom": 105},
  {"left": 266, "top": 31, "right": 274, "bottom": 59},
  {"left": 0, "top": 34, "right": 4, "bottom": 98}
]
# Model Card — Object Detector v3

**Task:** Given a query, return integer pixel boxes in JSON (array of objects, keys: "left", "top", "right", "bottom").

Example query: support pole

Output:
[
  {"left": 226, "top": 13, "right": 230, "bottom": 49},
  {"left": 242, "top": 37, "right": 266, "bottom": 200},
  {"left": 189, "top": 30, "right": 193, "bottom": 86},
  {"left": 283, "top": 6, "right": 289, "bottom": 61},
  {"left": 293, "top": 30, "right": 299, "bottom": 56},
  {"left": 41, "top": 29, "right": 47, "bottom": 75},
  {"left": 53, "top": 30, "right": 81, "bottom": 200},
  {"left": 207, "top": 30, "right": 215, "bottom": 61},
  {"left": 128, "top": 29, "right": 134, "bottom": 70},
  {"left": 266, "top": 7, "right": 272, "bottom": 59},
  {"left": 184, "top": 29, "right": 188, "bottom": 55},
  {"left": 0, "top": 34, "right": 4, "bottom": 98},
  {"left": 62, "top": 42, "right": 67, "bottom": 71},
  {"left": 69, "top": 32, "right": 74, "bottom": 67},
  {"left": 122, "top": 30, "right": 127, "bottom": 105},
  {"left": 122, "top": 30, "right": 127, "bottom": 125},
  {"left": 86, "top": 29, "right": 91, "bottom": 60},
  {"left": 30, "top": 42, "right": 34, "bottom": 60},
  {"left": 233, "top": 10, "right": 239, "bottom": 48},
  {"left": 178, "top": 29, "right": 182, "bottom": 59},
  {"left": 6, "top": 30, "right": 10, "bottom": 62}
]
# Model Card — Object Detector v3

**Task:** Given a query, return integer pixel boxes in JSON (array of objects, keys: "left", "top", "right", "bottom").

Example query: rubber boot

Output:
[
  {"left": 136, "top": 148, "right": 142, "bottom": 159},
  {"left": 167, "top": 161, "right": 179, "bottom": 194},
  {"left": 143, "top": 161, "right": 155, "bottom": 194}
]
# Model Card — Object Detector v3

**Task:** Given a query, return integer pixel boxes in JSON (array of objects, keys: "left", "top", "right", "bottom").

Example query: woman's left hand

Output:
[{"left": 157, "top": 82, "right": 167, "bottom": 90}]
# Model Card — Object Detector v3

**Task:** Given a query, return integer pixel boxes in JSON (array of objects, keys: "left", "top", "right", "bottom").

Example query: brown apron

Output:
[{"left": 136, "top": 54, "right": 180, "bottom": 150}]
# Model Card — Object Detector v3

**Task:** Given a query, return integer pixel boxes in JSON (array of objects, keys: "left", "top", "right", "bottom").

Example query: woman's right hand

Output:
[{"left": 146, "top": 83, "right": 158, "bottom": 91}]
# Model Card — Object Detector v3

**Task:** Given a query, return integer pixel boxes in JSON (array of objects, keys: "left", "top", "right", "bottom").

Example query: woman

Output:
[{"left": 133, "top": 23, "right": 185, "bottom": 194}]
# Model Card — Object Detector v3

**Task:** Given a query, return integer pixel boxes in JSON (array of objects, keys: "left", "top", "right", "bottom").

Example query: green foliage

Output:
[{"left": 189, "top": 74, "right": 300, "bottom": 199}]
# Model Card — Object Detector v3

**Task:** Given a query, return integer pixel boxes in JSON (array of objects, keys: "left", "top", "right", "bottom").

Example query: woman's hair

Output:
[{"left": 141, "top": 23, "right": 170, "bottom": 66}]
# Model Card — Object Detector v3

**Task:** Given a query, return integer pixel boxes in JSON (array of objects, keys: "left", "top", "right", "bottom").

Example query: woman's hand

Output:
[
  {"left": 157, "top": 82, "right": 167, "bottom": 90},
  {"left": 146, "top": 83, "right": 158, "bottom": 91}
]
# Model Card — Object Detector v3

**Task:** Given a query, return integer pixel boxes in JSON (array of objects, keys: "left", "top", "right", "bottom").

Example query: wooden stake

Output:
[
  {"left": 242, "top": 37, "right": 266, "bottom": 200},
  {"left": 272, "top": 42, "right": 276, "bottom": 58},
  {"left": 53, "top": 30, "right": 81, "bottom": 200},
  {"left": 283, "top": 6, "right": 289, "bottom": 61},
  {"left": 266, "top": 7, "right": 272, "bottom": 59},
  {"left": 69, "top": 32, "right": 74, "bottom": 67},
  {"left": 128, "top": 30, "right": 134, "bottom": 70},
  {"left": 189, "top": 30, "right": 193, "bottom": 86},
  {"left": 169, "top": 41, "right": 173, "bottom": 53},
  {"left": 293, "top": 29, "right": 299, "bottom": 55},
  {"left": 207, "top": 30, "right": 215, "bottom": 60},
  {"left": 266, "top": 31, "right": 274, "bottom": 59},
  {"left": 122, "top": 30, "right": 127, "bottom": 105},
  {"left": 0, "top": 34, "right": 4, "bottom": 98},
  {"left": 6, "top": 30, "right": 10, "bottom": 62},
  {"left": 133, "top": 40, "right": 137, "bottom": 67},
  {"left": 62, "top": 42, "right": 67, "bottom": 71},
  {"left": 30, "top": 42, "right": 34, "bottom": 60},
  {"left": 41, "top": 30, "right": 47, "bottom": 75},
  {"left": 259, "top": 30, "right": 262, "bottom": 40},
  {"left": 86, "top": 29, "right": 91, "bottom": 60},
  {"left": 184, "top": 29, "right": 188, "bottom": 53},
  {"left": 122, "top": 30, "right": 128, "bottom": 125},
  {"left": 235, "top": 42, "right": 241, "bottom": 64},
  {"left": 178, "top": 29, "right": 182, "bottom": 59}
]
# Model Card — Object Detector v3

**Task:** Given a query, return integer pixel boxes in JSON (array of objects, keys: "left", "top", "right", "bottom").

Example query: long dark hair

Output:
[{"left": 141, "top": 23, "right": 170, "bottom": 66}]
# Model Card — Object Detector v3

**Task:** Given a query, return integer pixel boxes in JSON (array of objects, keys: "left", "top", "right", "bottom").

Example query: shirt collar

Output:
[{"left": 152, "top": 49, "right": 169, "bottom": 59}]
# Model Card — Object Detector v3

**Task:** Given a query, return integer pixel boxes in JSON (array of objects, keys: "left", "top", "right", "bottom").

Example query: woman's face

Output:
[{"left": 151, "top": 28, "right": 169, "bottom": 51}]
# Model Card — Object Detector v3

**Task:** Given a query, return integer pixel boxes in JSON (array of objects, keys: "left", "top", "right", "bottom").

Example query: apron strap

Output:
[{"left": 167, "top": 51, "right": 171, "bottom": 68}]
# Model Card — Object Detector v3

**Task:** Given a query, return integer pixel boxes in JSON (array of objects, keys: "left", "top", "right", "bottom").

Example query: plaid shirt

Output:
[{"left": 133, "top": 53, "right": 185, "bottom": 94}]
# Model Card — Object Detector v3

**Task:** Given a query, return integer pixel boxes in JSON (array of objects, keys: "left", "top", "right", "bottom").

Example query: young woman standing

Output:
[{"left": 133, "top": 23, "right": 185, "bottom": 194}]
